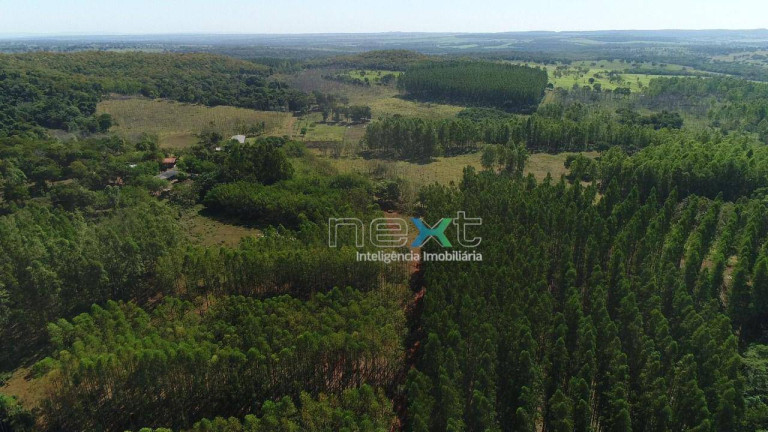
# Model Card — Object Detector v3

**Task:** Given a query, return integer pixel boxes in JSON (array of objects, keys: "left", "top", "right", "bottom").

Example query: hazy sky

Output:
[{"left": 0, "top": 0, "right": 766, "bottom": 35}]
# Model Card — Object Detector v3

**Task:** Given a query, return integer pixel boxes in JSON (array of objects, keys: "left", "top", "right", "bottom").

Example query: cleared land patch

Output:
[
  {"left": 181, "top": 206, "right": 262, "bottom": 247},
  {"left": 281, "top": 69, "right": 463, "bottom": 120},
  {"left": 313, "top": 150, "right": 599, "bottom": 187},
  {"left": 507, "top": 60, "right": 696, "bottom": 92},
  {"left": 97, "top": 97, "right": 296, "bottom": 148}
]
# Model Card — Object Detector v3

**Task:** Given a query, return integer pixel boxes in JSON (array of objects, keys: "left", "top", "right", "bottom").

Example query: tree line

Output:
[{"left": 362, "top": 104, "right": 681, "bottom": 160}]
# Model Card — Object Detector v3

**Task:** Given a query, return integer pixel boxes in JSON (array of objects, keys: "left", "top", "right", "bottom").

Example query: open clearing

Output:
[
  {"left": 346, "top": 69, "right": 401, "bottom": 84},
  {"left": 526, "top": 151, "right": 599, "bottom": 180},
  {"left": 97, "top": 97, "right": 296, "bottom": 148},
  {"left": 280, "top": 69, "right": 463, "bottom": 120},
  {"left": 507, "top": 60, "right": 695, "bottom": 92},
  {"left": 293, "top": 112, "right": 368, "bottom": 145},
  {"left": 181, "top": 206, "right": 262, "bottom": 247},
  {"left": 314, "top": 150, "right": 599, "bottom": 187},
  {"left": 1, "top": 368, "right": 47, "bottom": 411}
]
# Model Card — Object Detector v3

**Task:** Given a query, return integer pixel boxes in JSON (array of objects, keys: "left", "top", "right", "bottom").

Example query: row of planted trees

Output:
[
  {"left": 40, "top": 287, "right": 405, "bottom": 431},
  {"left": 407, "top": 156, "right": 763, "bottom": 430},
  {"left": 362, "top": 109, "right": 670, "bottom": 160}
]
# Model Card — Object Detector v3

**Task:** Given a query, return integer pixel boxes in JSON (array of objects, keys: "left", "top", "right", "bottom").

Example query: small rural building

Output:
[
  {"left": 230, "top": 135, "right": 246, "bottom": 144},
  {"left": 162, "top": 157, "right": 177, "bottom": 169}
]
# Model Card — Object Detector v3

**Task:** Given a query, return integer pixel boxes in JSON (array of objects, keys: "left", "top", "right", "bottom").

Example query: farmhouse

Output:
[
  {"left": 162, "top": 157, "right": 177, "bottom": 169},
  {"left": 230, "top": 135, "right": 246, "bottom": 144}
]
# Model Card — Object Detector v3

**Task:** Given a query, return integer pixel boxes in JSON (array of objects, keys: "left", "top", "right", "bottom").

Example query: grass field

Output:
[
  {"left": 526, "top": 151, "right": 599, "bottom": 180},
  {"left": 1, "top": 368, "right": 47, "bottom": 411},
  {"left": 547, "top": 67, "right": 674, "bottom": 92},
  {"left": 97, "top": 97, "right": 296, "bottom": 148},
  {"left": 317, "top": 152, "right": 484, "bottom": 186},
  {"left": 346, "top": 69, "right": 401, "bottom": 84},
  {"left": 711, "top": 50, "right": 768, "bottom": 67},
  {"left": 281, "top": 69, "right": 464, "bottom": 120},
  {"left": 368, "top": 96, "right": 463, "bottom": 120},
  {"left": 313, "top": 150, "right": 599, "bottom": 188},
  {"left": 569, "top": 60, "right": 691, "bottom": 72},
  {"left": 293, "top": 112, "right": 367, "bottom": 145},
  {"left": 181, "top": 206, "right": 262, "bottom": 247},
  {"left": 507, "top": 60, "right": 695, "bottom": 92}
]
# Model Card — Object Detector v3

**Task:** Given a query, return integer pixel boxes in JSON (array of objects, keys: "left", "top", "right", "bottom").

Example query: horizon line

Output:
[{"left": 1, "top": 28, "right": 767, "bottom": 39}]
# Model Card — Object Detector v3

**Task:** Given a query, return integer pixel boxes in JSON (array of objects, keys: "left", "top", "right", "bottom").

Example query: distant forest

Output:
[
  {"left": 0, "top": 52, "right": 312, "bottom": 137},
  {"left": 399, "top": 61, "right": 548, "bottom": 112}
]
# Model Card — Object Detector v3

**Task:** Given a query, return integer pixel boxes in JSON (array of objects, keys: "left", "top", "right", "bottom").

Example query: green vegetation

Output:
[
  {"left": 361, "top": 102, "right": 678, "bottom": 159},
  {"left": 600, "top": 134, "right": 768, "bottom": 200},
  {"left": 183, "top": 386, "right": 395, "bottom": 432},
  {"left": 2, "top": 52, "right": 312, "bottom": 112},
  {"left": 646, "top": 76, "right": 768, "bottom": 141},
  {"left": 40, "top": 289, "right": 403, "bottom": 431},
  {"left": 284, "top": 68, "right": 463, "bottom": 120},
  {"left": 203, "top": 173, "right": 373, "bottom": 229},
  {"left": 322, "top": 69, "right": 399, "bottom": 87},
  {"left": 364, "top": 116, "right": 479, "bottom": 160},
  {"left": 407, "top": 163, "right": 748, "bottom": 431},
  {"left": 130, "top": 386, "right": 394, "bottom": 432},
  {"left": 400, "top": 61, "right": 548, "bottom": 112},
  {"left": 0, "top": 61, "right": 110, "bottom": 137},
  {"left": 0, "top": 194, "right": 183, "bottom": 366},
  {"left": 309, "top": 50, "right": 430, "bottom": 71},
  {"left": 540, "top": 60, "right": 687, "bottom": 92},
  {"left": 3, "top": 38, "right": 768, "bottom": 432}
]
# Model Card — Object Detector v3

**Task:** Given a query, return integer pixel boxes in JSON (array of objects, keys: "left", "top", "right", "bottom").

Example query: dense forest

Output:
[
  {"left": 399, "top": 61, "right": 548, "bottom": 112},
  {"left": 39, "top": 288, "right": 404, "bottom": 431},
  {"left": 309, "top": 50, "right": 431, "bottom": 71},
  {"left": 407, "top": 150, "right": 766, "bottom": 430}
]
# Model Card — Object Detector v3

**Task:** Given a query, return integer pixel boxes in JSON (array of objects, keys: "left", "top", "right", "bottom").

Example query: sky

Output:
[{"left": 0, "top": 0, "right": 766, "bottom": 35}]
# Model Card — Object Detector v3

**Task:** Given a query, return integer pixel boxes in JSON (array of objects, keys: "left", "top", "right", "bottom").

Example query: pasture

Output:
[
  {"left": 280, "top": 69, "right": 464, "bottom": 119},
  {"left": 97, "top": 97, "right": 296, "bottom": 148},
  {"left": 507, "top": 60, "right": 695, "bottom": 92},
  {"left": 182, "top": 206, "right": 262, "bottom": 247},
  {"left": 313, "top": 150, "right": 599, "bottom": 188}
]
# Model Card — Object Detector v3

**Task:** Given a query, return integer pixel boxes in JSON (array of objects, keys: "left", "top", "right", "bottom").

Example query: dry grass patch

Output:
[
  {"left": 282, "top": 69, "right": 464, "bottom": 120},
  {"left": 181, "top": 207, "right": 261, "bottom": 247},
  {"left": 97, "top": 97, "right": 296, "bottom": 148},
  {"left": 1, "top": 367, "right": 49, "bottom": 411},
  {"left": 314, "top": 150, "right": 599, "bottom": 187},
  {"left": 526, "top": 151, "right": 599, "bottom": 181},
  {"left": 315, "top": 152, "right": 483, "bottom": 187},
  {"left": 368, "top": 97, "right": 463, "bottom": 120}
]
